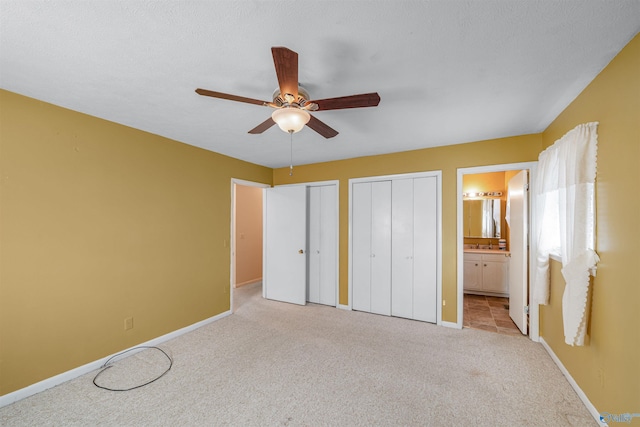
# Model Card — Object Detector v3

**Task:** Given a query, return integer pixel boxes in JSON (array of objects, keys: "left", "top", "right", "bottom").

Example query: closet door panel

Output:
[
  {"left": 352, "top": 182, "right": 372, "bottom": 312},
  {"left": 370, "top": 181, "right": 392, "bottom": 316},
  {"left": 307, "top": 186, "right": 321, "bottom": 304},
  {"left": 413, "top": 176, "right": 438, "bottom": 323},
  {"left": 391, "top": 179, "right": 414, "bottom": 319},
  {"left": 319, "top": 185, "right": 337, "bottom": 306}
]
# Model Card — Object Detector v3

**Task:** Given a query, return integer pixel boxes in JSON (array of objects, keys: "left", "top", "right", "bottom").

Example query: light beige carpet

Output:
[{"left": 0, "top": 282, "right": 596, "bottom": 426}]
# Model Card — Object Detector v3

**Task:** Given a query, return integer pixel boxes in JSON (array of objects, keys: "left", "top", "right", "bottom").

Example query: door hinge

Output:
[{"left": 524, "top": 305, "right": 530, "bottom": 314}]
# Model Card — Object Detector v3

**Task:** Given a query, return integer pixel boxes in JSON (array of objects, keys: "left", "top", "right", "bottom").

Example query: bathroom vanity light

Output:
[{"left": 463, "top": 191, "right": 503, "bottom": 199}]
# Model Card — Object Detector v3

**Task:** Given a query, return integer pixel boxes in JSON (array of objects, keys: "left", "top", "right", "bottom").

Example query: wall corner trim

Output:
[
  {"left": 0, "top": 310, "right": 232, "bottom": 408},
  {"left": 539, "top": 337, "right": 606, "bottom": 426}
]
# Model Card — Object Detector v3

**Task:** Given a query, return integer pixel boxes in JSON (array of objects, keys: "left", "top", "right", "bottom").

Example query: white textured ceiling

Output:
[{"left": 1, "top": 1, "right": 639, "bottom": 168}]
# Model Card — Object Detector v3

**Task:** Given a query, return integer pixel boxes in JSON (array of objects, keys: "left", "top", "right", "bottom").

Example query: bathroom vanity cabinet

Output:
[{"left": 463, "top": 251, "right": 510, "bottom": 296}]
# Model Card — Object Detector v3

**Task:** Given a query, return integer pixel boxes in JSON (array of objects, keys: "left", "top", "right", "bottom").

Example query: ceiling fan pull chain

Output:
[{"left": 289, "top": 130, "right": 294, "bottom": 176}]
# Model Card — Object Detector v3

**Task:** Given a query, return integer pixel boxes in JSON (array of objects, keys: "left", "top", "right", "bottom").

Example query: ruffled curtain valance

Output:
[{"left": 532, "top": 122, "right": 599, "bottom": 346}]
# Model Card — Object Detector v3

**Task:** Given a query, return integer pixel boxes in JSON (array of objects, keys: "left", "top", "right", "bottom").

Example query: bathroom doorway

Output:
[{"left": 456, "top": 162, "right": 538, "bottom": 341}]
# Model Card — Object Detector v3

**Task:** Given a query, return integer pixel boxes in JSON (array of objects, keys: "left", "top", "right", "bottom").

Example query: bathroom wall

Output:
[{"left": 462, "top": 172, "right": 506, "bottom": 248}]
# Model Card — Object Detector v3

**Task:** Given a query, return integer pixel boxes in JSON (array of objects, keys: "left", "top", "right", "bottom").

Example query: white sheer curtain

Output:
[{"left": 533, "top": 122, "right": 599, "bottom": 346}]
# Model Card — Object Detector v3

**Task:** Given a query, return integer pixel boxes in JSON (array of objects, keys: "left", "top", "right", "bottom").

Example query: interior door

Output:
[
  {"left": 508, "top": 170, "right": 528, "bottom": 334},
  {"left": 263, "top": 185, "right": 307, "bottom": 305}
]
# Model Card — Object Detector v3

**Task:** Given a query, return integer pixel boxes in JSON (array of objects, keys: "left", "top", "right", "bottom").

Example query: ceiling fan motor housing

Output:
[{"left": 272, "top": 85, "right": 311, "bottom": 108}]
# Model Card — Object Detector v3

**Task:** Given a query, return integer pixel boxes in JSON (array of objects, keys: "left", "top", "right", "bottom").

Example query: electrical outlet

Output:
[
  {"left": 442, "top": 300, "right": 446, "bottom": 306},
  {"left": 124, "top": 317, "right": 134, "bottom": 331}
]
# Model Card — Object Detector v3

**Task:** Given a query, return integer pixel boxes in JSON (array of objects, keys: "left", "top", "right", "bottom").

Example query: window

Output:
[{"left": 532, "top": 122, "right": 599, "bottom": 346}]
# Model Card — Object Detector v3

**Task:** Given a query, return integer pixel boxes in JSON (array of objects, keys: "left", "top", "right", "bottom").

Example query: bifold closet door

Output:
[
  {"left": 412, "top": 176, "right": 437, "bottom": 322},
  {"left": 308, "top": 185, "right": 337, "bottom": 306},
  {"left": 391, "top": 179, "right": 414, "bottom": 319},
  {"left": 352, "top": 181, "right": 391, "bottom": 315},
  {"left": 391, "top": 177, "right": 437, "bottom": 322}
]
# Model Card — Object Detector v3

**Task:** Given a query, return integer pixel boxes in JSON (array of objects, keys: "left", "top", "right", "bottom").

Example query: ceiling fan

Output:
[{"left": 195, "top": 47, "right": 380, "bottom": 138}]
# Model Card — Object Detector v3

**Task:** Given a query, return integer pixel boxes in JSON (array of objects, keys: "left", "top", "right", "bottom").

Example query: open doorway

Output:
[
  {"left": 456, "top": 162, "right": 539, "bottom": 341},
  {"left": 230, "top": 179, "right": 269, "bottom": 313}
]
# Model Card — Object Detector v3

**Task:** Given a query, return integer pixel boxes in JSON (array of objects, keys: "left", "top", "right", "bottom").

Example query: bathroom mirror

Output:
[{"left": 463, "top": 199, "right": 501, "bottom": 238}]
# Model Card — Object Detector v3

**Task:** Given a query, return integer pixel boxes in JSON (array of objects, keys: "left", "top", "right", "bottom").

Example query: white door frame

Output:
[
  {"left": 348, "top": 170, "right": 443, "bottom": 324},
  {"left": 456, "top": 162, "right": 539, "bottom": 341},
  {"left": 230, "top": 178, "right": 270, "bottom": 314}
]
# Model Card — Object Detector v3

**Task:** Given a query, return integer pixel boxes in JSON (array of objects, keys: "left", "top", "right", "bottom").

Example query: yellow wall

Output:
[
  {"left": 539, "top": 34, "right": 640, "bottom": 413},
  {"left": 234, "top": 184, "right": 263, "bottom": 286},
  {"left": 273, "top": 134, "right": 542, "bottom": 319},
  {"left": 462, "top": 171, "right": 505, "bottom": 195},
  {"left": 0, "top": 90, "right": 272, "bottom": 396},
  {"left": 462, "top": 172, "right": 507, "bottom": 244}
]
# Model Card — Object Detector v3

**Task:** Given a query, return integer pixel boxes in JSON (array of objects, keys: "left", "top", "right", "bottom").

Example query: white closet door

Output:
[
  {"left": 370, "top": 181, "right": 392, "bottom": 315},
  {"left": 352, "top": 182, "right": 372, "bottom": 312},
  {"left": 391, "top": 179, "right": 414, "bottom": 319},
  {"left": 264, "top": 185, "right": 307, "bottom": 305},
  {"left": 308, "top": 186, "right": 321, "bottom": 304},
  {"left": 413, "top": 176, "right": 438, "bottom": 323},
  {"left": 308, "top": 185, "right": 337, "bottom": 306},
  {"left": 319, "top": 185, "right": 337, "bottom": 306}
]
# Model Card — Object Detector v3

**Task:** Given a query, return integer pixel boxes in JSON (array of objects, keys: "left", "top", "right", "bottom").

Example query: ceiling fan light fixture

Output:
[{"left": 271, "top": 107, "right": 310, "bottom": 134}]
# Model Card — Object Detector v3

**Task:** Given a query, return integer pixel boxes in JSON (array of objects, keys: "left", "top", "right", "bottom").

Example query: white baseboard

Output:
[
  {"left": 234, "top": 279, "right": 262, "bottom": 288},
  {"left": 441, "top": 320, "right": 462, "bottom": 329},
  {"left": 337, "top": 304, "right": 351, "bottom": 311},
  {"left": 0, "top": 309, "right": 232, "bottom": 408},
  {"left": 539, "top": 337, "right": 606, "bottom": 426}
]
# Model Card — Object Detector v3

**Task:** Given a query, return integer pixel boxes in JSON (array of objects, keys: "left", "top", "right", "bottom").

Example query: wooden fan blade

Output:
[
  {"left": 309, "top": 92, "right": 380, "bottom": 111},
  {"left": 271, "top": 47, "right": 298, "bottom": 100},
  {"left": 195, "top": 88, "right": 268, "bottom": 106},
  {"left": 306, "top": 115, "right": 338, "bottom": 138},
  {"left": 248, "top": 117, "right": 276, "bottom": 134}
]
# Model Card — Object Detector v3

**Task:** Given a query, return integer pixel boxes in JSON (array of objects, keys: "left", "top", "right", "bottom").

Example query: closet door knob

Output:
[{"left": 299, "top": 249, "right": 304, "bottom": 254}]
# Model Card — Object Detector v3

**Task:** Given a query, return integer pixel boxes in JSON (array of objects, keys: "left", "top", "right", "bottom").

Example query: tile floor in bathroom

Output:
[{"left": 463, "top": 294, "right": 523, "bottom": 335}]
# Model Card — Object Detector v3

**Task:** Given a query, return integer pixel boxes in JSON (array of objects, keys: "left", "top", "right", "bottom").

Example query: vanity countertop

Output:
[{"left": 464, "top": 249, "right": 510, "bottom": 255}]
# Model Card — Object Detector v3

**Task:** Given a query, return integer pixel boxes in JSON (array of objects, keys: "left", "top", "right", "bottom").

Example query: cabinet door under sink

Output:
[{"left": 463, "top": 254, "right": 482, "bottom": 291}]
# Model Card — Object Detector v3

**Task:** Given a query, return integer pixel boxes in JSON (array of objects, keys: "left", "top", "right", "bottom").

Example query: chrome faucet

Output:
[{"left": 489, "top": 241, "right": 493, "bottom": 249}]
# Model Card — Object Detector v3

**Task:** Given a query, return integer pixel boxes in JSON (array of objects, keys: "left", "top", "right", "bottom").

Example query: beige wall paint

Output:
[
  {"left": 234, "top": 185, "right": 263, "bottom": 286},
  {"left": 273, "top": 134, "right": 542, "bottom": 319},
  {"left": 0, "top": 90, "right": 272, "bottom": 396},
  {"left": 539, "top": 34, "right": 640, "bottom": 413}
]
